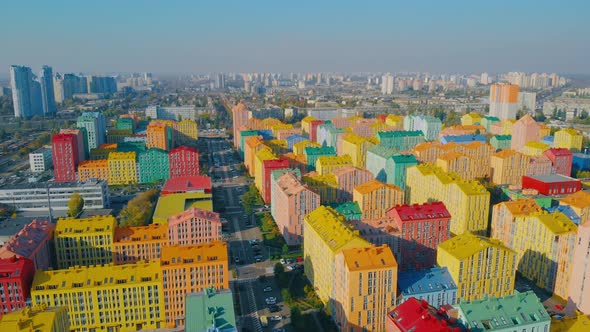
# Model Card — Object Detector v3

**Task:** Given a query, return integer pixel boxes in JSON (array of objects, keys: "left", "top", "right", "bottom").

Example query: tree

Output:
[
  {"left": 119, "top": 189, "right": 159, "bottom": 226},
  {"left": 282, "top": 288, "right": 293, "bottom": 305},
  {"left": 67, "top": 192, "right": 84, "bottom": 217},
  {"left": 282, "top": 244, "right": 289, "bottom": 255},
  {"left": 241, "top": 184, "right": 263, "bottom": 215},
  {"left": 290, "top": 306, "right": 304, "bottom": 329}
]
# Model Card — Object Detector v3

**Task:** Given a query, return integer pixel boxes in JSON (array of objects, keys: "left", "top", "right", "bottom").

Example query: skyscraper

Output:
[
  {"left": 10, "top": 65, "right": 42, "bottom": 118},
  {"left": 489, "top": 83, "right": 519, "bottom": 120},
  {"left": 39, "top": 65, "right": 57, "bottom": 115},
  {"left": 381, "top": 73, "right": 394, "bottom": 94}
]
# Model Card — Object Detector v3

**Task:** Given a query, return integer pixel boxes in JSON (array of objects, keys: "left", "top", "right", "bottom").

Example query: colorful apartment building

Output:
[
  {"left": 437, "top": 232, "right": 517, "bottom": 301},
  {"left": 511, "top": 114, "right": 540, "bottom": 151},
  {"left": 302, "top": 173, "right": 339, "bottom": 204},
  {"left": 261, "top": 158, "right": 289, "bottom": 203},
  {"left": 386, "top": 202, "right": 451, "bottom": 271},
  {"left": 185, "top": 288, "right": 237, "bottom": 332},
  {"left": 276, "top": 128, "right": 302, "bottom": 140},
  {"left": 316, "top": 155, "right": 353, "bottom": 176},
  {"left": 490, "top": 149, "right": 530, "bottom": 186},
  {"left": 386, "top": 297, "right": 459, "bottom": 332},
  {"left": 436, "top": 152, "right": 476, "bottom": 180},
  {"left": 244, "top": 136, "right": 265, "bottom": 176},
  {"left": 490, "top": 134, "right": 512, "bottom": 150},
  {"left": 303, "top": 206, "right": 371, "bottom": 306},
  {"left": 108, "top": 151, "right": 137, "bottom": 185},
  {"left": 334, "top": 245, "right": 398, "bottom": 332},
  {"left": 281, "top": 152, "right": 309, "bottom": 174},
  {"left": 403, "top": 115, "right": 442, "bottom": 141},
  {"left": 0, "top": 219, "right": 55, "bottom": 270},
  {"left": 554, "top": 128, "right": 583, "bottom": 152},
  {"left": 333, "top": 166, "right": 374, "bottom": 202},
  {"left": 412, "top": 141, "right": 446, "bottom": 164},
  {"left": 456, "top": 291, "right": 550, "bottom": 332},
  {"left": 568, "top": 217, "right": 590, "bottom": 315},
  {"left": 550, "top": 312, "right": 590, "bottom": 331},
  {"left": 386, "top": 154, "right": 418, "bottom": 190},
  {"left": 78, "top": 159, "right": 109, "bottom": 182},
  {"left": 406, "top": 164, "right": 490, "bottom": 235},
  {"left": 385, "top": 115, "right": 404, "bottom": 129},
  {"left": 317, "top": 122, "right": 335, "bottom": 146},
  {"left": 167, "top": 207, "right": 221, "bottom": 245},
  {"left": 481, "top": 115, "right": 500, "bottom": 132},
  {"left": 237, "top": 130, "right": 258, "bottom": 156},
  {"left": 341, "top": 134, "right": 376, "bottom": 169},
  {"left": 0, "top": 306, "right": 69, "bottom": 332},
  {"left": 544, "top": 148, "right": 573, "bottom": 177},
  {"left": 32, "top": 262, "right": 166, "bottom": 332},
  {"left": 147, "top": 121, "right": 174, "bottom": 151},
  {"left": 152, "top": 191, "right": 213, "bottom": 224},
  {"left": 59, "top": 129, "right": 86, "bottom": 164},
  {"left": 304, "top": 146, "right": 336, "bottom": 170},
  {"left": 457, "top": 141, "right": 493, "bottom": 178},
  {"left": 254, "top": 146, "right": 277, "bottom": 193},
  {"left": 366, "top": 145, "right": 395, "bottom": 182},
  {"left": 396, "top": 266, "right": 457, "bottom": 307},
  {"left": 113, "top": 224, "right": 168, "bottom": 264},
  {"left": 54, "top": 215, "right": 116, "bottom": 269},
  {"left": 285, "top": 134, "right": 307, "bottom": 151},
  {"left": 522, "top": 141, "right": 550, "bottom": 156},
  {"left": 160, "top": 242, "right": 228, "bottom": 328},
  {"left": 117, "top": 117, "right": 135, "bottom": 132},
  {"left": 0, "top": 256, "right": 35, "bottom": 317},
  {"left": 526, "top": 155, "right": 553, "bottom": 177},
  {"left": 353, "top": 180, "right": 405, "bottom": 221},
  {"left": 232, "top": 102, "right": 251, "bottom": 147},
  {"left": 461, "top": 112, "right": 483, "bottom": 126},
  {"left": 137, "top": 148, "right": 170, "bottom": 184},
  {"left": 52, "top": 133, "right": 81, "bottom": 182},
  {"left": 522, "top": 174, "right": 581, "bottom": 196},
  {"left": 377, "top": 130, "right": 425, "bottom": 152},
  {"left": 106, "top": 129, "right": 132, "bottom": 144},
  {"left": 265, "top": 139, "right": 288, "bottom": 155},
  {"left": 176, "top": 119, "right": 198, "bottom": 147},
  {"left": 438, "top": 125, "right": 485, "bottom": 138},
  {"left": 309, "top": 119, "right": 325, "bottom": 142},
  {"left": 271, "top": 172, "right": 320, "bottom": 245},
  {"left": 489, "top": 83, "right": 519, "bottom": 120},
  {"left": 491, "top": 199, "right": 542, "bottom": 245}
]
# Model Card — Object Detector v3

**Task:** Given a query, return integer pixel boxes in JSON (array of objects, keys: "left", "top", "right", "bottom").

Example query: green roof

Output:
[
  {"left": 271, "top": 168, "right": 301, "bottom": 181},
  {"left": 185, "top": 288, "right": 237, "bottom": 332},
  {"left": 333, "top": 201, "right": 362, "bottom": 221},
  {"left": 493, "top": 135, "right": 512, "bottom": 141},
  {"left": 153, "top": 192, "right": 213, "bottom": 223},
  {"left": 483, "top": 116, "right": 500, "bottom": 122},
  {"left": 304, "top": 146, "right": 336, "bottom": 156},
  {"left": 457, "top": 291, "right": 550, "bottom": 331},
  {"left": 377, "top": 130, "right": 424, "bottom": 138},
  {"left": 391, "top": 153, "right": 418, "bottom": 164},
  {"left": 367, "top": 145, "right": 396, "bottom": 159}
]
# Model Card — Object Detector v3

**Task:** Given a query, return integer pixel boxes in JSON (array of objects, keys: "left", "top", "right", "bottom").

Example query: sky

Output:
[{"left": 1, "top": 0, "right": 589, "bottom": 75}]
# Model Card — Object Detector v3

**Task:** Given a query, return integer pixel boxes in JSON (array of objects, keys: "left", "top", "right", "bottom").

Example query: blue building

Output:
[
  {"left": 397, "top": 266, "right": 458, "bottom": 308},
  {"left": 10, "top": 65, "right": 42, "bottom": 118},
  {"left": 39, "top": 65, "right": 57, "bottom": 115},
  {"left": 286, "top": 134, "right": 308, "bottom": 151},
  {"left": 440, "top": 134, "right": 486, "bottom": 145},
  {"left": 573, "top": 151, "right": 590, "bottom": 172}
]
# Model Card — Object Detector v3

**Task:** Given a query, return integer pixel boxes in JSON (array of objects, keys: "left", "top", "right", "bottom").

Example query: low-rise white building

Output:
[{"left": 29, "top": 148, "right": 52, "bottom": 173}]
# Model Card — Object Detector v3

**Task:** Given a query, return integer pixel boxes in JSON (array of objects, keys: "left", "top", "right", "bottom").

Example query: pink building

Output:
[
  {"left": 386, "top": 202, "right": 451, "bottom": 271},
  {"left": 262, "top": 158, "right": 289, "bottom": 203},
  {"left": 511, "top": 114, "right": 540, "bottom": 151},
  {"left": 544, "top": 148, "right": 573, "bottom": 177},
  {"left": 0, "top": 219, "right": 54, "bottom": 270},
  {"left": 331, "top": 117, "right": 350, "bottom": 128},
  {"left": 526, "top": 155, "right": 553, "bottom": 177},
  {"left": 271, "top": 172, "right": 320, "bottom": 245},
  {"left": 169, "top": 146, "right": 200, "bottom": 178},
  {"left": 568, "top": 218, "right": 590, "bottom": 314},
  {"left": 352, "top": 118, "right": 377, "bottom": 138},
  {"left": 167, "top": 208, "right": 222, "bottom": 246},
  {"left": 333, "top": 166, "right": 374, "bottom": 202},
  {"left": 310, "top": 120, "right": 325, "bottom": 143},
  {"left": 232, "top": 102, "right": 250, "bottom": 147}
]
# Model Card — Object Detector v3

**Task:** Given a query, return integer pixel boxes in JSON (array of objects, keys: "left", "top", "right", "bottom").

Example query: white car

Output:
[
  {"left": 265, "top": 297, "right": 277, "bottom": 303},
  {"left": 270, "top": 315, "right": 282, "bottom": 322},
  {"left": 279, "top": 258, "right": 286, "bottom": 265}
]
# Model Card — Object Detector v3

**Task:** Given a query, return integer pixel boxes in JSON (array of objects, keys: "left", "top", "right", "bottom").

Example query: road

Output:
[{"left": 202, "top": 137, "right": 292, "bottom": 332}]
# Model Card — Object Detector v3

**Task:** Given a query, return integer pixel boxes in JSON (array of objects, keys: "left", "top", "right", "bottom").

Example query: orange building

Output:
[
  {"left": 489, "top": 84, "right": 519, "bottom": 120},
  {"left": 243, "top": 136, "right": 265, "bottom": 177},
  {"left": 77, "top": 159, "right": 109, "bottom": 182},
  {"left": 490, "top": 149, "right": 531, "bottom": 186},
  {"left": 353, "top": 180, "right": 405, "bottom": 221},
  {"left": 112, "top": 224, "right": 169, "bottom": 264},
  {"left": 147, "top": 121, "right": 174, "bottom": 151},
  {"left": 160, "top": 242, "right": 228, "bottom": 328},
  {"left": 436, "top": 152, "right": 476, "bottom": 180}
]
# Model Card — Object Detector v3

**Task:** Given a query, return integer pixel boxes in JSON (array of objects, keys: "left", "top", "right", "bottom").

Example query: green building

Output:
[
  {"left": 366, "top": 144, "right": 396, "bottom": 182},
  {"left": 481, "top": 116, "right": 500, "bottom": 132},
  {"left": 376, "top": 130, "right": 425, "bottom": 151},
  {"left": 386, "top": 154, "right": 418, "bottom": 190},
  {"left": 304, "top": 146, "right": 336, "bottom": 170},
  {"left": 491, "top": 135, "right": 512, "bottom": 151},
  {"left": 185, "top": 288, "right": 237, "bottom": 332},
  {"left": 116, "top": 117, "right": 135, "bottom": 133},
  {"left": 138, "top": 148, "right": 170, "bottom": 184},
  {"left": 239, "top": 130, "right": 259, "bottom": 157},
  {"left": 106, "top": 129, "right": 133, "bottom": 144}
]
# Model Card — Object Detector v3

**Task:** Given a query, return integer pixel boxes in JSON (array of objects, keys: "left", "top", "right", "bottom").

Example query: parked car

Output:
[
  {"left": 279, "top": 258, "right": 286, "bottom": 265},
  {"left": 263, "top": 286, "right": 272, "bottom": 292},
  {"left": 269, "top": 305, "right": 280, "bottom": 313},
  {"left": 269, "top": 315, "right": 282, "bottom": 322}
]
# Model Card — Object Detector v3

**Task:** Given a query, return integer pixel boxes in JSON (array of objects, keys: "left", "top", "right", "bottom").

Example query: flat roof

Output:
[
  {"left": 525, "top": 174, "right": 580, "bottom": 183},
  {"left": 398, "top": 266, "right": 457, "bottom": 296}
]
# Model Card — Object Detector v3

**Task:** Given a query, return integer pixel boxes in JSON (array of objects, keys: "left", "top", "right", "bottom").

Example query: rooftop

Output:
[
  {"left": 55, "top": 215, "right": 116, "bottom": 235},
  {"left": 377, "top": 130, "right": 424, "bottom": 138},
  {"left": 304, "top": 146, "right": 336, "bottom": 156},
  {"left": 304, "top": 206, "right": 370, "bottom": 253},
  {"left": 544, "top": 148, "right": 573, "bottom": 157},
  {"left": 497, "top": 199, "right": 542, "bottom": 216},
  {"left": 438, "top": 232, "right": 515, "bottom": 260},
  {"left": 0, "top": 219, "right": 54, "bottom": 258},
  {"left": 559, "top": 190, "right": 590, "bottom": 209},
  {"left": 114, "top": 224, "right": 169, "bottom": 243},
  {"left": 0, "top": 179, "right": 106, "bottom": 191},
  {"left": 162, "top": 175, "right": 212, "bottom": 194},
  {"left": 316, "top": 155, "right": 353, "bottom": 166},
  {"left": 160, "top": 242, "right": 227, "bottom": 266},
  {"left": 525, "top": 174, "right": 580, "bottom": 183},
  {"left": 153, "top": 192, "right": 213, "bottom": 223},
  {"left": 0, "top": 306, "right": 68, "bottom": 332},
  {"left": 530, "top": 211, "right": 577, "bottom": 234},
  {"left": 341, "top": 245, "right": 397, "bottom": 272},
  {"left": 185, "top": 288, "right": 237, "bottom": 332},
  {"left": 388, "top": 297, "right": 461, "bottom": 332},
  {"left": 354, "top": 179, "right": 402, "bottom": 195},
  {"left": 493, "top": 135, "right": 512, "bottom": 141},
  {"left": 367, "top": 144, "right": 396, "bottom": 158},
  {"left": 388, "top": 202, "right": 450, "bottom": 222},
  {"left": 398, "top": 266, "right": 457, "bottom": 296}
]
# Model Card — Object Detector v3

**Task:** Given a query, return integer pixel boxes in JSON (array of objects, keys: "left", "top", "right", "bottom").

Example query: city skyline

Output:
[{"left": 1, "top": 0, "right": 589, "bottom": 75}]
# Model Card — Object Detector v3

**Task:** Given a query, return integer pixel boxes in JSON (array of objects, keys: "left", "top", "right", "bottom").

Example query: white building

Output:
[
  {"left": 146, "top": 105, "right": 198, "bottom": 121},
  {"left": 518, "top": 92, "right": 537, "bottom": 111},
  {"left": 0, "top": 180, "right": 109, "bottom": 212},
  {"left": 381, "top": 74, "right": 394, "bottom": 95},
  {"left": 29, "top": 148, "right": 52, "bottom": 173}
]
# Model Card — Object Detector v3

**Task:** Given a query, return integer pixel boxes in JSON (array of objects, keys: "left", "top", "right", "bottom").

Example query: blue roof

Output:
[
  {"left": 440, "top": 134, "right": 486, "bottom": 144},
  {"left": 258, "top": 130, "right": 273, "bottom": 140},
  {"left": 546, "top": 205, "right": 581, "bottom": 225},
  {"left": 398, "top": 266, "right": 457, "bottom": 296},
  {"left": 286, "top": 134, "right": 307, "bottom": 142}
]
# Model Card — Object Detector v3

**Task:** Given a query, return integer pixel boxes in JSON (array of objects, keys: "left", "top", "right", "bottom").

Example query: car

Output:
[
  {"left": 263, "top": 286, "right": 272, "bottom": 292},
  {"left": 255, "top": 256, "right": 262, "bottom": 262},
  {"left": 265, "top": 298, "right": 276, "bottom": 305},
  {"left": 234, "top": 257, "right": 240, "bottom": 264},
  {"left": 270, "top": 315, "right": 282, "bottom": 322},
  {"left": 265, "top": 297, "right": 277, "bottom": 302},
  {"left": 286, "top": 265, "right": 294, "bottom": 271},
  {"left": 269, "top": 305, "right": 281, "bottom": 313},
  {"left": 279, "top": 258, "right": 286, "bottom": 265}
]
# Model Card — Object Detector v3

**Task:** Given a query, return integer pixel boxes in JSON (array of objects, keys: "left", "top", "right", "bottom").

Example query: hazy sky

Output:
[{"left": 2, "top": 0, "right": 589, "bottom": 75}]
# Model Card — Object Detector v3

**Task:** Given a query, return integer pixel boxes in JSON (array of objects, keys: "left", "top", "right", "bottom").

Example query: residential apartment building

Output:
[
  {"left": 316, "top": 155, "right": 353, "bottom": 176},
  {"left": 167, "top": 207, "right": 222, "bottom": 246},
  {"left": 544, "top": 148, "right": 573, "bottom": 177},
  {"left": 436, "top": 152, "right": 476, "bottom": 180},
  {"left": 29, "top": 148, "right": 52, "bottom": 173},
  {"left": 365, "top": 145, "right": 395, "bottom": 182},
  {"left": 489, "top": 83, "right": 519, "bottom": 120},
  {"left": 511, "top": 114, "right": 540, "bottom": 151},
  {"left": 396, "top": 266, "right": 457, "bottom": 307},
  {"left": 334, "top": 166, "right": 374, "bottom": 202},
  {"left": 341, "top": 134, "right": 377, "bottom": 169},
  {"left": 353, "top": 180, "right": 405, "bottom": 221},
  {"left": 147, "top": 121, "right": 174, "bottom": 151},
  {"left": 138, "top": 148, "right": 170, "bottom": 184},
  {"left": 0, "top": 219, "right": 55, "bottom": 270},
  {"left": 78, "top": 159, "right": 109, "bottom": 182},
  {"left": 490, "top": 149, "right": 530, "bottom": 186},
  {"left": 169, "top": 146, "right": 200, "bottom": 178},
  {"left": 377, "top": 130, "right": 425, "bottom": 152},
  {"left": 554, "top": 128, "right": 583, "bottom": 152},
  {"left": 113, "top": 224, "right": 168, "bottom": 264},
  {"left": 0, "top": 306, "right": 69, "bottom": 332},
  {"left": 568, "top": 217, "right": 590, "bottom": 315},
  {"left": 108, "top": 151, "right": 137, "bottom": 185},
  {"left": 176, "top": 119, "right": 198, "bottom": 147},
  {"left": 52, "top": 133, "right": 80, "bottom": 182},
  {"left": 0, "top": 256, "right": 35, "bottom": 317}
]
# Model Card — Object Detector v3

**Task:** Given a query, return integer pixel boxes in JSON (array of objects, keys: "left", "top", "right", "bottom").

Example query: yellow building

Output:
[
  {"left": 78, "top": 159, "right": 109, "bottom": 182},
  {"left": 244, "top": 136, "right": 265, "bottom": 176},
  {"left": 437, "top": 232, "right": 517, "bottom": 301},
  {"left": 501, "top": 119, "right": 516, "bottom": 135},
  {"left": 551, "top": 312, "right": 590, "bottom": 332},
  {"left": 265, "top": 139, "right": 288, "bottom": 155},
  {"left": 108, "top": 151, "right": 137, "bottom": 185},
  {"left": 176, "top": 119, "right": 198, "bottom": 146},
  {"left": 385, "top": 115, "right": 404, "bottom": 129},
  {"left": 522, "top": 141, "right": 550, "bottom": 156},
  {"left": 353, "top": 179, "right": 404, "bottom": 220},
  {"left": 152, "top": 192, "right": 213, "bottom": 224},
  {"left": 31, "top": 262, "right": 165, "bottom": 332},
  {"left": 555, "top": 128, "right": 583, "bottom": 152},
  {"left": 301, "top": 116, "right": 317, "bottom": 135},
  {"left": 160, "top": 242, "right": 229, "bottom": 328},
  {"left": 406, "top": 164, "right": 490, "bottom": 235},
  {"left": 490, "top": 149, "right": 531, "bottom": 186},
  {"left": 539, "top": 124, "right": 551, "bottom": 138},
  {"left": 341, "top": 134, "right": 376, "bottom": 169},
  {"left": 559, "top": 190, "right": 590, "bottom": 219},
  {"left": 271, "top": 123, "right": 294, "bottom": 137},
  {"left": 316, "top": 155, "right": 353, "bottom": 176},
  {"left": 0, "top": 305, "right": 69, "bottom": 332},
  {"left": 254, "top": 147, "right": 277, "bottom": 192},
  {"left": 293, "top": 140, "right": 320, "bottom": 156},
  {"left": 54, "top": 215, "right": 116, "bottom": 269},
  {"left": 334, "top": 245, "right": 398, "bottom": 332},
  {"left": 412, "top": 141, "right": 446, "bottom": 164},
  {"left": 113, "top": 224, "right": 169, "bottom": 264},
  {"left": 457, "top": 141, "right": 494, "bottom": 178},
  {"left": 436, "top": 152, "right": 476, "bottom": 180},
  {"left": 302, "top": 174, "right": 338, "bottom": 204},
  {"left": 461, "top": 112, "right": 483, "bottom": 126},
  {"left": 262, "top": 117, "right": 283, "bottom": 130},
  {"left": 304, "top": 206, "right": 371, "bottom": 306}
]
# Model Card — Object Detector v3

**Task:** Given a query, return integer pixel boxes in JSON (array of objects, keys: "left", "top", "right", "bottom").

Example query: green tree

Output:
[
  {"left": 282, "top": 288, "right": 293, "bottom": 305},
  {"left": 290, "top": 306, "right": 304, "bottom": 329},
  {"left": 67, "top": 192, "right": 84, "bottom": 217},
  {"left": 119, "top": 189, "right": 159, "bottom": 226},
  {"left": 241, "top": 184, "right": 263, "bottom": 214},
  {"left": 282, "top": 244, "right": 289, "bottom": 255}
]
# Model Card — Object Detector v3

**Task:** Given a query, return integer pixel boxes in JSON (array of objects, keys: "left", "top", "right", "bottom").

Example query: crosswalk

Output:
[{"left": 234, "top": 280, "right": 262, "bottom": 332}]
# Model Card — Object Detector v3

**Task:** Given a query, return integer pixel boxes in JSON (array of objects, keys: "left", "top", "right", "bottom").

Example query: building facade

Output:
[{"left": 169, "top": 146, "right": 200, "bottom": 179}]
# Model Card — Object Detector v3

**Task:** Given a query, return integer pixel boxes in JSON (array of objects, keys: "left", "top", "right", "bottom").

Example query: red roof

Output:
[
  {"left": 387, "top": 202, "right": 451, "bottom": 222},
  {"left": 170, "top": 145, "right": 199, "bottom": 154},
  {"left": 162, "top": 175, "right": 212, "bottom": 195},
  {"left": 387, "top": 297, "right": 460, "bottom": 332},
  {"left": 544, "top": 148, "right": 573, "bottom": 157}
]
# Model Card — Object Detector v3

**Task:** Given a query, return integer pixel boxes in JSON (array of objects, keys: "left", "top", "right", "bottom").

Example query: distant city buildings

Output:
[{"left": 489, "top": 83, "right": 520, "bottom": 120}]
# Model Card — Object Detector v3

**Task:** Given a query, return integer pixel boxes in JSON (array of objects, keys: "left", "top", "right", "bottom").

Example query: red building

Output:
[
  {"left": 386, "top": 202, "right": 451, "bottom": 271},
  {"left": 161, "top": 175, "right": 212, "bottom": 195},
  {"left": 544, "top": 148, "right": 573, "bottom": 177},
  {"left": 59, "top": 128, "right": 86, "bottom": 162},
  {"left": 0, "top": 256, "right": 35, "bottom": 317},
  {"left": 52, "top": 133, "right": 80, "bottom": 182},
  {"left": 522, "top": 174, "right": 581, "bottom": 196},
  {"left": 262, "top": 158, "right": 289, "bottom": 203},
  {"left": 169, "top": 146, "right": 200, "bottom": 178},
  {"left": 387, "top": 297, "right": 460, "bottom": 332},
  {"left": 309, "top": 119, "right": 325, "bottom": 143}
]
